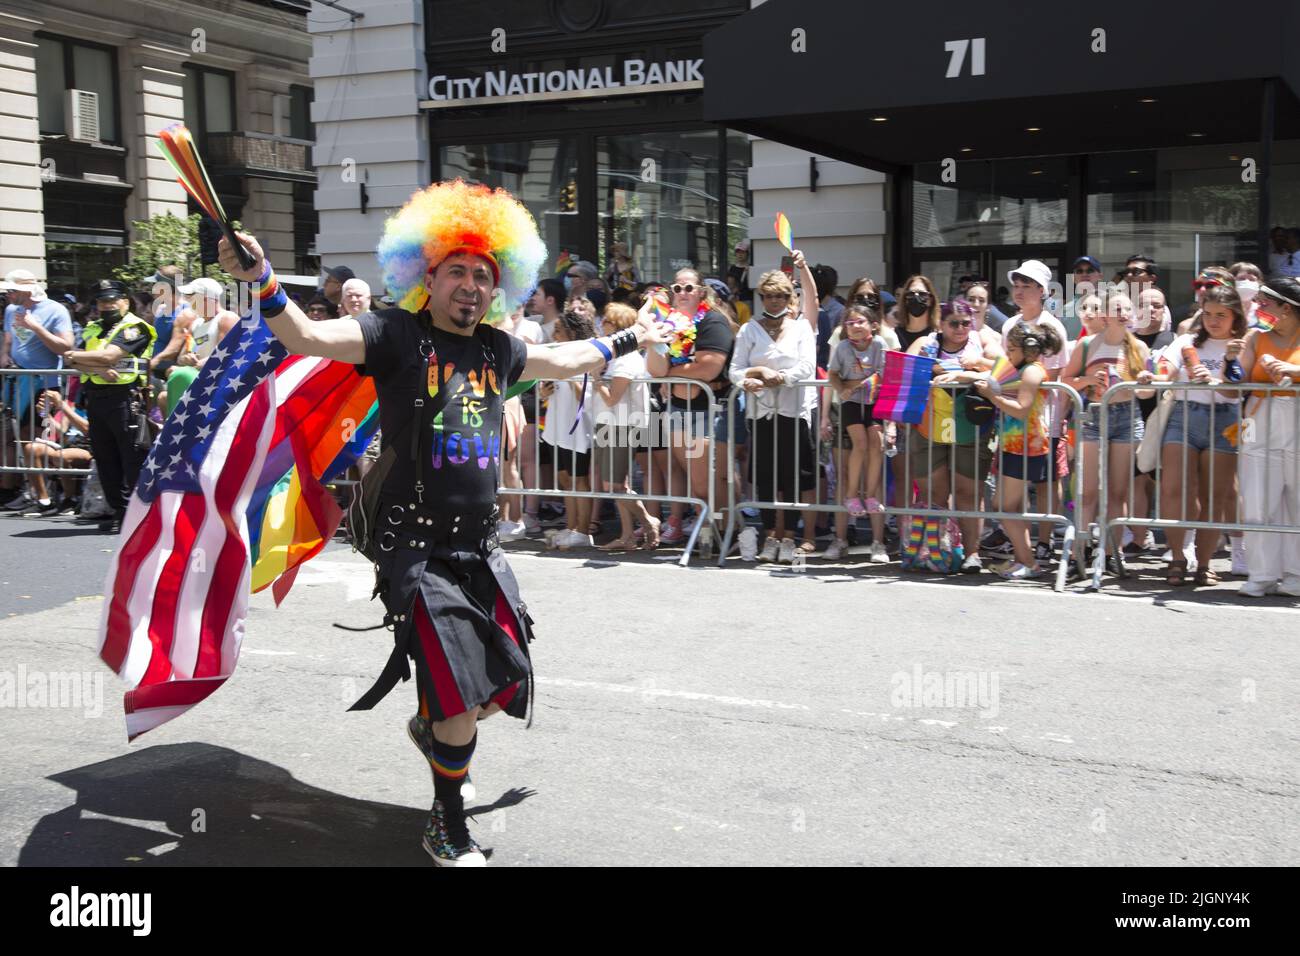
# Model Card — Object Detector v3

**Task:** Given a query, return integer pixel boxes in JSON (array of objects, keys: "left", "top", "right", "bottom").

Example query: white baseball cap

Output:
[
  {"left": 1007, "top": 259, "right": 1052, "bottom": 293},
  {"left": 2, "top": 269, "right": 47, "bottom": 300},
  {"left": 178, "top": 277, "right": 224, "bottom": 299}
]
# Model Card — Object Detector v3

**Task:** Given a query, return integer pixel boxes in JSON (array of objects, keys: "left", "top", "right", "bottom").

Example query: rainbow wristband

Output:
[{"left": 257, "top": 262, "right": 288, "bottom": 317}]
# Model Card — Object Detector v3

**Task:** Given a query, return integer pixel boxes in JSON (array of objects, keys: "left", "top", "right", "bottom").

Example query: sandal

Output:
[
  {"left": 1166, "top": 559, "right": 1189, "bottom": 586},
  {"left": 641, "top": 518, "right": 661, "bottom": 550},
  {"left": 1193, "top": 566, "right": 1219, "bottom": 587},
  {"left": 597, "top": 535, "right": 638, "bottom": 552},
  {"left": 796, "top": 540, "right": 817, "bottom": 554}
]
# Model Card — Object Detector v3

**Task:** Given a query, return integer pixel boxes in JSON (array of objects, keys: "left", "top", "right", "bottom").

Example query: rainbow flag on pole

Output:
[{"left": 875, "top": 351, "right": 936, "bottom": 424}]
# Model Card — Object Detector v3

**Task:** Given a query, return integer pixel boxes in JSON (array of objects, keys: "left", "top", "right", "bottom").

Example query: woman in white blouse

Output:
[{"left": 730, "top": 266, "right": 818, "bottom": 563}]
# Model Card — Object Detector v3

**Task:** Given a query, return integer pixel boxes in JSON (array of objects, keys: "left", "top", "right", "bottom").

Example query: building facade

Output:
[
  {"left": 310, "top": 0, "right": 885, "bottom": 298},
  {"left": 0, "top": 0, "right": 315, "bottom": 296}
]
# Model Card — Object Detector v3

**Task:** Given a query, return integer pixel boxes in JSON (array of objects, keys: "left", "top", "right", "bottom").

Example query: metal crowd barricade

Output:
[
  {"left": 0, "top": 367, "right": 94, "bottom": 478},
  {"left": 1093, "top": 380, "right": 1300, "bottom": 590},
  {"left": 718, "top": 378, "right": 1086, "bottom": 591},
  {"left": 497, "top": 374, "right": 720, "bottom": 566}
]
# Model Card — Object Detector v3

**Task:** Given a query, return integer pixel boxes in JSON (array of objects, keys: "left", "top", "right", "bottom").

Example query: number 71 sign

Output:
[{"left": 945, "top": 38, "right": 986, "bottom": 78}]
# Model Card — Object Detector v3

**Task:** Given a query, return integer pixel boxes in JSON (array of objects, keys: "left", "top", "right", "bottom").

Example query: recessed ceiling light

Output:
[
  {"left": 1189, "top": 132, "right": 1205, "bottom": 138},
  {"left": 1139, "top": 97, "right": 1157, "bottom": 104},
  {"left": 1025, "top": 127, "right": 1041, "bottom": 132},
  {"left": 959, "top": 147, "right": 973, "bottom": 153},
  {"left": 871, "top": 116, "right": 888, "bottom": 122},
  {"left": 1030, "top": 170, "right": 1043, "bottom": 175},
  {"left": 1128, "top": 169, "right": 1141, "bottom": 174}
]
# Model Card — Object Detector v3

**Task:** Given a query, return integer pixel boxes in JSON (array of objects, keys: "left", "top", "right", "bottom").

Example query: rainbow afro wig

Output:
[{"left": 376, "top": 179, "right": 548, "bottom": 319}]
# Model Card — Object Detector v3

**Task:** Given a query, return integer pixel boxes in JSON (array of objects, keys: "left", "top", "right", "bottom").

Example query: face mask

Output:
[
  {"left": 762, "top": 307, "right": 789, "bottom": 321},
  {"left": 905, "top": 299, "right": 930, "bottom": 318},
  {"left": 98, "top": 308, "right": 121, "bottom": 323},
  {"left": 1236, "top": 279, "right": 1260, "bottom": 301}
]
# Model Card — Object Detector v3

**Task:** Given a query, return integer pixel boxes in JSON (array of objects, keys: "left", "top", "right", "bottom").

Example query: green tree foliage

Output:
[{"left": 112, "top": 212, "right": 237, "bottom": 287}]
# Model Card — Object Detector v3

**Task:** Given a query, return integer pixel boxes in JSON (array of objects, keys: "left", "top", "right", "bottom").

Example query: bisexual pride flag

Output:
[{"left": 875, "top": 351, "right": 936, "bottom": 425}]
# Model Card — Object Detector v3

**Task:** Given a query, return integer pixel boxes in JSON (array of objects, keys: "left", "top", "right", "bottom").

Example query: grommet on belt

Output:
[{"left": 387, "top": 505, "right": 404, "bottom": 526}]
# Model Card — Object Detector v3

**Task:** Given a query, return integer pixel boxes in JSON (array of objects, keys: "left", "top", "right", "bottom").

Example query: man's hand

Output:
[
  {"left": 101, "top": 368, "right": 119, "bottom": 383},
  {"left": 15, "top": 310, "right": 40, "bottom": 332},
  {"left": 177, "top": 351, "right": 199, "bottom": 368},
  {"left": 218, "top": 232, "right": 266, "bottom": 282},
  {"left": 633, "top": 310, "right": 672, "bottom": 350}
]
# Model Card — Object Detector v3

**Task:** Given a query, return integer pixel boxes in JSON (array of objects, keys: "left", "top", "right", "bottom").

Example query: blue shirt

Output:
[{"left": 4, "top": 298, "right": 72, "bottom": 386}]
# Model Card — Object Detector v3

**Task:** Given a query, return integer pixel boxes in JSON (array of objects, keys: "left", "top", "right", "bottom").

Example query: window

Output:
[
  {"left": 182, "top": 65, "right": 236, "bottom": 145},
  {"left": 35, "top": 35, "right": 119, "bottom": 143},
  {"left": 913, "top": 157, "right": 1068, "bottom": 248},
  {"left": 289, "top": 85, "right": 314, "bottom": 142}
]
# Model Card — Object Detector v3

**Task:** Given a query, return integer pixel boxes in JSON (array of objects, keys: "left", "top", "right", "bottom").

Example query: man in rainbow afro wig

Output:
[{"left": 220, "top": 180, "right": 667, "bottom": 865}]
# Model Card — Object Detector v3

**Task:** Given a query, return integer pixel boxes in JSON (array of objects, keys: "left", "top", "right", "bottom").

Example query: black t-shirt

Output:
[
  {"left": 1135, "top": 329, "right": 1176, "bottom": 419},
  {"left": 897, "top": 323, "right": 933, "bottom": 354},
  {"left": 669, "top": 309, "right": 735, "bottom": 411},
  {"left": 355, "top": 308, "right": 528, "bottom": 511}
]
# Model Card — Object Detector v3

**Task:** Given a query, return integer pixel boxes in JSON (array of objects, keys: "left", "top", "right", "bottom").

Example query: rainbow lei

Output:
[{"left": 659, "top": 304, "right": 708, "bottom": 366}]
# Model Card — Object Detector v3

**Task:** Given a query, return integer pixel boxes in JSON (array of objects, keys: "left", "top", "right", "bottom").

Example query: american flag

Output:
[{"left": 97, "top": 315, "right": 288, "bottom": 740}]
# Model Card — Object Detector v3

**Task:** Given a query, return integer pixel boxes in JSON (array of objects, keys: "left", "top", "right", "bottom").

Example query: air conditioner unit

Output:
[{"left": 65, "top": 89, "right": 100, "bottom": 143}]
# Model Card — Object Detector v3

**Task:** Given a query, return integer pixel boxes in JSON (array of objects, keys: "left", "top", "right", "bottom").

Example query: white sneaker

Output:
[
  {"left": 1278, "top": 575, "right": 1300, "bottom": 598},
  {"left": 777, "top": 538, "right": 796, "bottom": 563},
  {"left": 555, "top": 530, "right": 593, "bottom": 549},
  {"left": 823, "top": 537, "right": 849, "bottom": 560},
  {"left": 961, "top": 553, "right": 983, "bottom": 574},
  {"left": 758, "top": 536, "right": 780, "bottom": 562},
  {"left": 497, "top": 519, "right": 527, "bottom": 541},
  {"left": 999, "top": 562, "right": 1043, "bottom": 580},
  {"left": 1231, "top": 538, "right": 1248, "bottom": 576},
  {"left": 738, "top": 526, "right": 759, "bottom": 561},
  {"left": 1241, "top": 579, "right": 1279, "bottom": 598},
  {"left": 521, "top": 514, "right": 542, "bottom": 535},
  {"left": 869, "top": 541, "right": 889, "bottom": 563}
]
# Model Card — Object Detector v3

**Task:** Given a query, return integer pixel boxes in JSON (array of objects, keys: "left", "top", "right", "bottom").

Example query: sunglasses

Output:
[
  {"left": 1192, "top": 279, "right": 1225, "bottom": 291},
  {"left": 671, "top": 283, "right": 698, "bottom": 295},
  {"left": 905, "top": 291, "right": 933, "bottom": 302},
  {"left": 852, "top": 294, "right": 881, "bottom": 309},
  {"left": 843, "top": 317, "right": 870, "bottom": 326},
  {"left": 946, "top": 319, "right": 973, "bottom": 328},
  {"left": 1123, "top": 267, "right": 1151, "bottom": 276}
]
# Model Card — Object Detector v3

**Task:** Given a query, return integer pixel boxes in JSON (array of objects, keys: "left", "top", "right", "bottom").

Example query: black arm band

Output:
[{"left": 610, "top": 328, "right": 639, "bottom": 358}]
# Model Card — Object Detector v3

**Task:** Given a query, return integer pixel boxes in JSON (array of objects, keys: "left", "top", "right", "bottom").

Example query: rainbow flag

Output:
[
  {"left": 860, "top": 372, "right": 881, "bottom": 406},
  {"left": 247, "top": 356, "right": 380, "bottom": 604},
  {"left": 875, "top": 351, "right": 935, "bottom": 424},
  {"left": 775, "top": 212, "right": 793, "bottom": 252}
]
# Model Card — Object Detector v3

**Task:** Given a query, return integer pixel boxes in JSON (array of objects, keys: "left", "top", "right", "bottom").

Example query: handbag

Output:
[{"left": 1136, "top": 390, "right": 1175, "bottom": 474}]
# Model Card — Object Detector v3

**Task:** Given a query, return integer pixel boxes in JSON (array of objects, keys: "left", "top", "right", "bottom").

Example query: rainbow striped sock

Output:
[{"left": 430, "top": 733, "right": 476, "bottom": 808}]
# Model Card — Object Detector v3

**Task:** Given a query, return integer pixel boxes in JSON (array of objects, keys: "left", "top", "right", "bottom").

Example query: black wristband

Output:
[{"left": 610, "top": 328, "right": 639, "bottom": 358}]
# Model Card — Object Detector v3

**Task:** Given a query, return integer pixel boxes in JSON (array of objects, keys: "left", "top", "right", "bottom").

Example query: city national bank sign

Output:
[{"left": 423, "top": 57, "right": 704, "bottom": 109}]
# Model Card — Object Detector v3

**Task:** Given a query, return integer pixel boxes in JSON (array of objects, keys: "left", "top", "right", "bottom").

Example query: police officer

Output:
[{"left": 63, "top": 279, "right": 157, "bottom": 533}]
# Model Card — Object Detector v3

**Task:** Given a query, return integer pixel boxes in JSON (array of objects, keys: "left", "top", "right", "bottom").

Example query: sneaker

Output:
[
  {"left": 758, "top": 536, "right": 780, "bottom": 562},
  {"left": 738, "top": 526, "right": 759, "bottom": 561},
  {"left": 845, "top": 497, "right": 867, "bottom": 518},
  {"left": 98, "top": 515, "right": 122, "bottom": 535},
  {"left": 823, "top": 537, "right": 849, "bottom": 560},
  {"left": 865, "top": 497, "right": 885, "bottom": 514},
  {"left": 1241, "top": 580, "right": 1279, "bottom": 598},
  {"left": 1230, "top": 538, "right": 1248, "bottom": 576},
  {"left": 422, "top": 800, "right": 486, "bottom": 867},
  {"left": 4, "top": 493, "right": 34, "bottom": 512},
  {"left": 1278, "top": 575, "right": 1300, "bottom": 598},
  {"left": 38, "top": 500, "right": 60, "bottom": 517},
  {"left": 497, "top": 519, "right": 527, "bottom": 542},
  {"left": 741, "top": 506, "right": 760, "bottom": 518},
  {"left": 554, "top": 529, "right": 593, "bottom": 549},
  {"left": 869, "top": 541, "right": 889, "bottom": 564},
  {"left": 981, "top": 537, "right": 1014, "bottom": 558},
  {"left": 777, "top": 538, "right": 796, "bottom": 563},
  {"left": 659, "top": 520, "right": 685, "bottom": 545},
  {"left": 980, "top": 527, "right": 1009, "bottom": 550},
  {"left": 961, "top": 553, "right": 983, "bottom": 574},
  {"left": 57, "top": 497, "right": 79, "bottom": 515},
  {"left": 521, "top": 514, "right": 542, "bottom": 535},
  {"left": 1034, "top": 541, "right": 1054, "bottom": 563},
  {"left": 1000, "top": 562, "right": 1043, "bottom": 580}
]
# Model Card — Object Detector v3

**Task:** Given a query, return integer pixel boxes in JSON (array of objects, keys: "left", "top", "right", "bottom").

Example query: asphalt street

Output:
[{"left": 1, "top": 511, "right": 1297, "bottom": 866}]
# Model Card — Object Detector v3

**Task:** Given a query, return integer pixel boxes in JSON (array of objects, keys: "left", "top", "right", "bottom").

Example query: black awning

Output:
[{"left": 703, "top": 0, "right": 1300, "bottom": 169}]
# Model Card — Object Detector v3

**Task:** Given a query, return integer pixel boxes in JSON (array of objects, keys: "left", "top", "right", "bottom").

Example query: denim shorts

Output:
[
  {"left": 1082, "top": 402, "right": 1145, "bottom": 444},
  {"left": 1162, "top": 401, "right": 1240, "bottom": 455}
]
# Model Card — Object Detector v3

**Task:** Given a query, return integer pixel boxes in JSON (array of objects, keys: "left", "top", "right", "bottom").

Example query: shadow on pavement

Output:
[{"left": 19, "top": 742, "right": 531, "bottom": 866}]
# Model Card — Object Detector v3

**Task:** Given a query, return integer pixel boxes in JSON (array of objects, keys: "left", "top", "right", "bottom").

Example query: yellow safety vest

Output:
[{"left": 81, "top": 313, "right": 157, "bottom": 386}]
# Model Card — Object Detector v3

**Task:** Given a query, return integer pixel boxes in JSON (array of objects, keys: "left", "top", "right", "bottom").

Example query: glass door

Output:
[{"left": 911, "top": 246, "right": 1066, "bottom": 314}]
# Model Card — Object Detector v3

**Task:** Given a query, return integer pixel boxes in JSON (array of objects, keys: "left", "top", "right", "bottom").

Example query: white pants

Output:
[{"left": 1239, "top": 397, "right": 1300, "bottom": 584}]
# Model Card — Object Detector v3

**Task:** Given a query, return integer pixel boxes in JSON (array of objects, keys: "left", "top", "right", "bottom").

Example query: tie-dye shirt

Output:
[
  {"left": 997, "top": 361, "right": 1050, "bottom": 457},
  {"left": 355, "top": 309, "right": 529, "bottom": 511}
]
